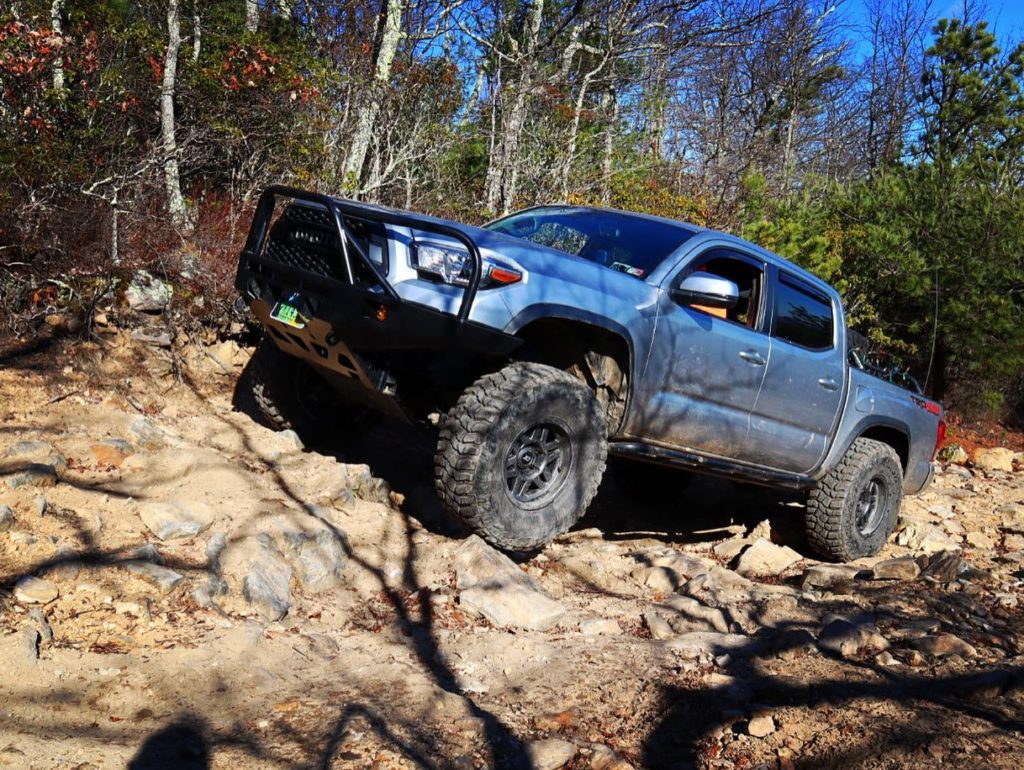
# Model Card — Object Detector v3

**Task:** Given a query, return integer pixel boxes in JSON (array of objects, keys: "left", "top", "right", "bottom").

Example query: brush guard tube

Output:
[
  {"left": 235, "top": 186, "right": 520, "bottom": 419},
  {"left": 239, "top": 185, "right": 483, "bottom": 323}
]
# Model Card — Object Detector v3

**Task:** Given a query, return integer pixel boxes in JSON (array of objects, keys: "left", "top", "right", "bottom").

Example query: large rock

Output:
[
  {"left": 747, "top": 714, "right": 776, "bottom": 738},
  {"left": 817, "top": 617, "right": 889, "bottom": 659},
  {"left": 129, "top": 417, "right": 170, "bottom": 450},
  {"left": 911, "top": 633, "right": 977, "bottom": 658},
  {"left": 221, "top": 534, "right": 294, "bottom": 621},
  {"left": 628, "top": 546, "right": 717, "bottom": 593},
  {"left": 665, "top": 631, "right": 756, "bottom": 659},
  {"left": 870, "top": 555, "right": 921, "bottom": 581},
  {"left": 658, "top": 595, "right": 730, "bottom": 633},
  {"left": 13, "top": 576, "right": 59, "bottom": 605},
  {"left": 527, "top": 738, "right": 577, "bottom": 770},
  {"left": 3, "top": 440, "right": 65, "bottom": 471},
  {"left": 801, "top": 564, "right": 863, "bottom": 591},
  {"left": 896, "top": 522, "right": 960, "bottom": 554},
  {"left": 126, "top": 562, "right": 184, "bottom": 594},
  {"left": 590, "top": 745, "right": 635, "bottom": 770},
  {"left": 125, "top": 270, "right": 172, "bottom": 312},
  {"left": 0, "top": 628, "right": 40, "bottom": 665},
  {"left": 347, "top": 465, "right": 391, "bottom": 504},
  {"left": 628, "top": 547, "right": 712, "bottom": 577},
  {"left": 89, "top": 440, "right": 134, "bottom": 468},
  {"left": 5, "top": 463, "right": 58, "bottom": 489},
  {"left": 642, "top": 611, "right": 676, "bottom": 640},
  {"left": 555, "top": 553, "right": 630, "bottom": 595},
  {"left": 579, "top": 618, "right": 621, "bottom": 636},
  {"left": 973, "top": 447, "right": 1015, "bottom": 473},
  {"left": 137, "top": 500, "right": 215, "bottom": 540},
  {"left": 279, "top": 526, "right": 347, "bottom": 593},
  {"left": 735, "top": 538, "right": 803, "bottom": 577},
  {"left": 937, "top": 444, "right": 968, "bottom": 464},
  {"left": 455, "top": 536, "right": 565, "bottom": 630}
]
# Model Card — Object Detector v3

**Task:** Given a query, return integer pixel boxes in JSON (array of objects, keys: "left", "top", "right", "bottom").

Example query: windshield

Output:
[{"left": 485, "top": 207, "right": 695, "bottom": 279}]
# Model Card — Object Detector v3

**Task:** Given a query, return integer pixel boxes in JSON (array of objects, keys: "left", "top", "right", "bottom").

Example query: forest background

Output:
[{"left": 2, "top": 0, "right": 1023, "bottom": 422}]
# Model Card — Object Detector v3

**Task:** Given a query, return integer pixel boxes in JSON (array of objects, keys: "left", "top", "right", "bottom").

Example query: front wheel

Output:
[
  {"left": 805, "top": 438, "right": 903, "bottom": 561},
  {"left": 235, "top": 336, "right": 346, "bottom": 445},
  {"left": 434, "top": 362, "right": 608, "bottom": 552}
]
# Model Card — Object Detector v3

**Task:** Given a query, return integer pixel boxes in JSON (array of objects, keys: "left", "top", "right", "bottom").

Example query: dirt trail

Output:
[{"left": 1, "top": 333, "right": 1023, "bottom": 770}]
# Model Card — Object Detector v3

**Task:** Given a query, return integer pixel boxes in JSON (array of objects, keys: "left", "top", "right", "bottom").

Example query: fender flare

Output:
[
  {"left": 818, "top": 415, "right": 912, "bottom": 477},
  {"left": 505, "top": 304, "right": 637, "bottom": 377}
]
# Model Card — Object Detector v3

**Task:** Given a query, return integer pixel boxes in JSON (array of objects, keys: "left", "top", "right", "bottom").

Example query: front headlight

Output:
[{"left": 413, "top": 241, "right": 472, "bottom": 286}]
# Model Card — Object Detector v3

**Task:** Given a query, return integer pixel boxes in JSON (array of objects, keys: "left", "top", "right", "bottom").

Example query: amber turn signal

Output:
[{"left": 488, "top": 266, "right": 522, "bottom": 285}]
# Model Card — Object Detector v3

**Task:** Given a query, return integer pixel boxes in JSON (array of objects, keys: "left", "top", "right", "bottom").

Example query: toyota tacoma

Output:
[{"left": 234, "top": 186, "right": 944, "bottom": 561}]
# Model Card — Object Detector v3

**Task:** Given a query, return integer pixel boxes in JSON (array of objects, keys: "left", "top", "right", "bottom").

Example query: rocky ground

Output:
[{"left": 1, "top": 330, "right": 1023, "bottom": 770}]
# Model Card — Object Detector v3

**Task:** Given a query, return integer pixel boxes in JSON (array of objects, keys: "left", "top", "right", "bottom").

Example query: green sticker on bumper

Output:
[{"left": 270, "top": 301, "right": 307, "bottom": 329}]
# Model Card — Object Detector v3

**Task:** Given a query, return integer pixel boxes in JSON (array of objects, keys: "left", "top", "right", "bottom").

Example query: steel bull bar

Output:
[{"left": 235, "top": 186, "right": 520, "bottom": 418}]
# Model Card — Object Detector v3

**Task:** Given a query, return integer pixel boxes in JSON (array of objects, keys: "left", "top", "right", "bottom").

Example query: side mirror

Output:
[{"left": 671, "top": 273, "right": 740, "bottom": 309}]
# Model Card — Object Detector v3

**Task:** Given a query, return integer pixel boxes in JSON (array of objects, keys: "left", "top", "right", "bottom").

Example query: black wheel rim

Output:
[
  {"left": 294, "top": 365, "right": 332, "bottom": 419},
  {"left": 855, "top": 477, "right": 888, "bottom": 536},
  {"left": 504, "top": 421, "right": 572, "bottom": 506}
]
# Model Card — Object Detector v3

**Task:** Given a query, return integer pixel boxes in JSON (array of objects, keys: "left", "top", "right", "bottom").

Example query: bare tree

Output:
[
  {"left": 49, "top": 0, "right": 66, "bottom": 94},
  {"left": 861, "top": 0, "right": 933, "bottom": 170},
  {"left": 161, "top": 0, "right": 190, "bottom": 230},
  {"left": 343, "top": 0, "right": 406, "bottom": 194},
  {"left": 192, "top": 0, "right": 202, "bottom": 62},
  {"left": 245, "top": 0, "right": 258, "bottom": 33}
]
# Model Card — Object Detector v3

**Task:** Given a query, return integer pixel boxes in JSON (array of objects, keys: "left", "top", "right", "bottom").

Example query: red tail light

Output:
[{"left": 933, "top": 417, "right": 946, "bottom": 460}]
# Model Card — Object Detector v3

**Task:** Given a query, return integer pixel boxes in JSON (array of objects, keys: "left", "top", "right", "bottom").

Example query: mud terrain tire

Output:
[
  {"left": 435, "top": 362, "right": 608, "bottom": 552},
  {"left": 806, "top": 438, "right": 903, "bottom": 561},
  {"left": 236, "top": 337, "right": 340, "bottom": 443}
]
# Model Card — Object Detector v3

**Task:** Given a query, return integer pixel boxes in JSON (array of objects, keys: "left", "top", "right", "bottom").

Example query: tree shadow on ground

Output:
[
  {"left": 5, "top": 341, "right": 1021, "bottom": 769},
  {"left": 292, "top": 404, "right": 810, "bottom": 554},
  {"left": 642, "top": 579, "right": 1024, "bottom": 769}
]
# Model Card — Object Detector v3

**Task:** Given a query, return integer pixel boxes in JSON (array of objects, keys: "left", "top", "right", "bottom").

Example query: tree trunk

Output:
[
  {"left": 600, "top": 89, "right": 617, "bottom": 205},
  {"left": 50, "top": 0, "right": 65, "bottom": 93},
  {"left": 245, "top": 0, "right": 258, "bottom": 33},
  {"left": 192, "top": 0, "right": 201, "bottom": 62},
  {"left": 561, "top": 71, "right": 594, "bottom": 199},
  {"left": 161, "top": 0, "right": 189, "bottom": 230},
  {"left": 110, "top": 190, "right": 120, "bottom": 266},
  {"left": 485, "top": 0, "right": 543, "bottom": 214},
  {"left": 781, "top": 110, "right": 798, "bottom": 193},
  {"left": 342, "top": 0, "right": 403, "bottom": 193}
]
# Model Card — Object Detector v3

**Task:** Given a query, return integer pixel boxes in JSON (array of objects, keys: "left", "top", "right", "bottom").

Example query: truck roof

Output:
[{"left": 522, "top": 204, "right": 836, "bottom": 298}]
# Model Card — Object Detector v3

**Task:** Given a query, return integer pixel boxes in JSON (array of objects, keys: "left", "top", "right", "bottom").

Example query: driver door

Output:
[{"left": 633, "top": 249, "right": 771, "bottom": 460}]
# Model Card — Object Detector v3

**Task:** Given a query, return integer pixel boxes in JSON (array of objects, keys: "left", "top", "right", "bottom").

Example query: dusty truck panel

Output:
[{"left": 236, "top": 186, "right": 944, "bottom": 561}]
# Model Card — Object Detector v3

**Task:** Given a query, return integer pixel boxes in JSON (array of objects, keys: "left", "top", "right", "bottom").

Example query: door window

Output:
[
  {"left": 681, "top": 253, "right": 765, "bottom": 330},
  {"left": 772, "top": 276, "right": 834, "bottom": 350}
]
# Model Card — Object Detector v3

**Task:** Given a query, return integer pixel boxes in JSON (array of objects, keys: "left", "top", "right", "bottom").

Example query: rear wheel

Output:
[
  {"left": 435, "top": 362, "right": 608, "bottom": 552},
  {"left": 805, "top": 438, "right": 903, "bottom": 561}
]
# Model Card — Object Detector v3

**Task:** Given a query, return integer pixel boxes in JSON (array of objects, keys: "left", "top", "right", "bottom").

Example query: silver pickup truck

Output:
[{"left": 235, "top": 186, "right": 945, "bottom": 562}]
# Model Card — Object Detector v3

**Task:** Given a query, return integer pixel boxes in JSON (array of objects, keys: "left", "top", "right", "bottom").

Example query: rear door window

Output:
[{"left": 772, "top": 275, "right": 834, "bottom": 350}]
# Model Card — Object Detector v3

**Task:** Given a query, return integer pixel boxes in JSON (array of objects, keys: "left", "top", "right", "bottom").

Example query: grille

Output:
[
  {"left": 264, "top": 236, "right": 346, "bottom": 281},
  {"left": 261, "top": 203, "right": 386, "bottom": 283},
  {"left": 285, "top": 204, "right": 331, "bottom": 227}
]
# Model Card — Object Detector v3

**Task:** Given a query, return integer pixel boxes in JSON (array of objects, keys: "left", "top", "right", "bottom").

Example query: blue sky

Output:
[{"left": 845, "top": 0, "right": 1024, "bottom": 47}]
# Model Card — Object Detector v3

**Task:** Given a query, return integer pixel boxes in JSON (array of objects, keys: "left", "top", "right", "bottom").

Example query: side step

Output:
[{"left": 608, "top": 442, "right": 815, "bottom": 490}]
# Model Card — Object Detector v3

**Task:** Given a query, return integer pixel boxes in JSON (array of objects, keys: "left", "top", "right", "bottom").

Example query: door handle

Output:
[
  {"left": 818, "top": 377, "right": 839, "bottom": 391},
  {"left": 739, "top": 350, "right": 766, "bottom": 366}
]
